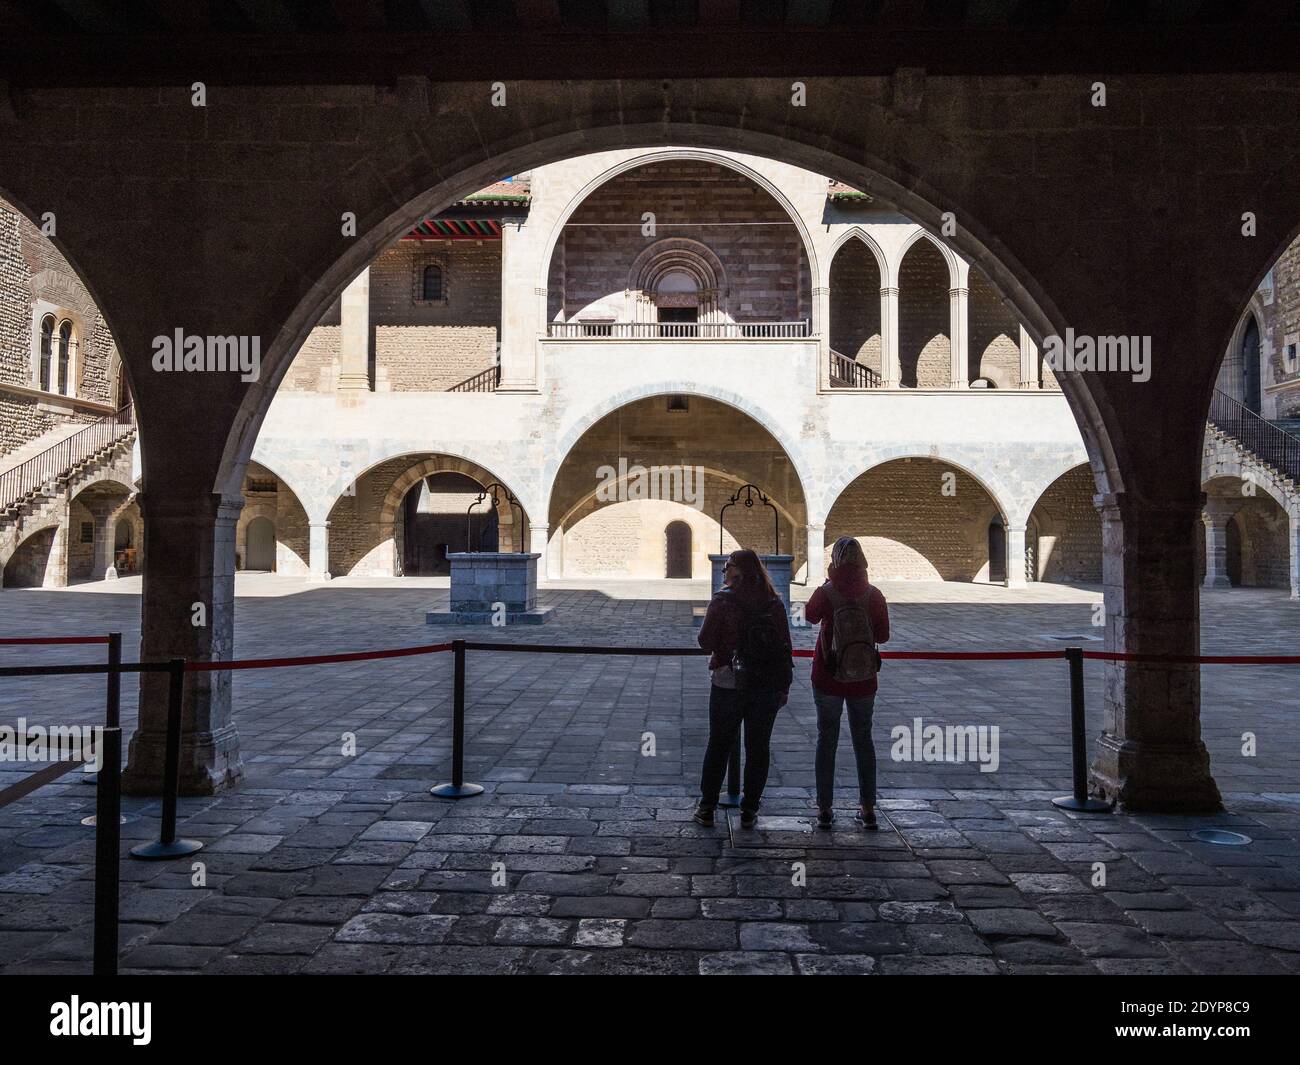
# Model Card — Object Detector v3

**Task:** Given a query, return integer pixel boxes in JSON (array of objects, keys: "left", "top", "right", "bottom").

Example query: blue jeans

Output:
[
  {"left": 813, "top": 689, "right": 877, "bottom": 808},
  {"left": 699, "top": 684, "right": 783, "bottom": 814}
]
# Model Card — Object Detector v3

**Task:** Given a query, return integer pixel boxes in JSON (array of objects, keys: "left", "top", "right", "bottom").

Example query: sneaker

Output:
[
  {"left": 740, "top": 810, "right": 758, "bottom": 829},
  {"left": 816, "top": 807, "right": 834, "bottom": 830},
  {"left": 856, "top": 806, "right": 878, "bottom": 831},
  {"left": 692, "top": 805, "right": 714, "bottom": 828}
]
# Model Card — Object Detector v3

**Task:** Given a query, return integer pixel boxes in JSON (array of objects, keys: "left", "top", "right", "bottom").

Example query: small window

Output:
[
  {"left": 38, "top": 315, "right": 54, "bottom": 392},
  {"left": 422, "top": 264, "right": 444, "bottom": 301},
  {"left": 667, "top": 395, "right": 689, "bottom": 413},
  {"left": 1286, "top": 342, "right": 1298, "bottom": 369},
  {"left": 80, "top": 521, "right": 94, "bottom": 544},
  {"left": 57, "top": 320, "right": 73, "bottom": 395}
]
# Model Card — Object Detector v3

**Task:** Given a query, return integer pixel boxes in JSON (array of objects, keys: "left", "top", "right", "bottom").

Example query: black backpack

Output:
[{"left": 730, "top": 595, "right": 794, "bottom": 693}]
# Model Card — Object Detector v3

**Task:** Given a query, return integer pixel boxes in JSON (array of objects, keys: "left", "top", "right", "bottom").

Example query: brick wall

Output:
[
  {"left": 555, "top": 160, "right": 809, "bottom": 324},
  {"left": 1029, "top": 465, "right": 1102, "bottom": 582},
  {"left": 829, "top": 238, "right": 882, "bottom": 372},
  {"left": 898, "top": 238, "right": 951, "bottom": 388},
  {"left": 968, "top": 267, "right": 1021, "bottom": 387},
  {"left": 826, "top": 458, "right": 997, "bottom": 580},
  {"left": 1234, "top": 495, "right": 1290, "bottom": 588}
]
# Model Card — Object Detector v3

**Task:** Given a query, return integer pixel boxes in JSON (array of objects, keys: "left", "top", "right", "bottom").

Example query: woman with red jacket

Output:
[
  {"left": 693, "top": 549, "right": 793, "bottom": 829},
  {"left": 804, "top": 536, "right": 890, "bottom": 830}
]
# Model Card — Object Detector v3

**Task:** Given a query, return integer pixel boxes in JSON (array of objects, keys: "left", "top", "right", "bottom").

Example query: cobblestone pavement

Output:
[{"left": 0, "top": 576, "right": 1297, "bottom": 975}]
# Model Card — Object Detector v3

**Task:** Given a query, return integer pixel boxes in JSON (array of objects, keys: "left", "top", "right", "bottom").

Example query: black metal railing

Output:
[
  {"left": 1, "top": 402, "right": 135, "bottom": 513},
  {"left": 447, "top": 365, "right": 500, "bottom": 393},
  {"left": 828, "top": 348, "right": 882, "bottom": 388},
  {"left": 1208, "top": 388, "right": 1300, "bottom": 485}
]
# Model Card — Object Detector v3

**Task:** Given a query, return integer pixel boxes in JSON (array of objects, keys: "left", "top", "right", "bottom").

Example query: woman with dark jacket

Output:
[
  {"left": 693, "top": 549, "right": 793, "bottom": 829},
  {"left": 805, "top": 536, "right": 890, "bottom": 830}
]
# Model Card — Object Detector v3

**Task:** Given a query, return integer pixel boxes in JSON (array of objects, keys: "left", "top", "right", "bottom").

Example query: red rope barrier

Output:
[
  {"left": 184, "top": 642, "right": 455, "bottom": 672},
  {"left": 1081, "top": 650, "right": 1300, "bottom": 665},
  {"left": 0, "top": 636, "right": 110, "bottom": 645}
]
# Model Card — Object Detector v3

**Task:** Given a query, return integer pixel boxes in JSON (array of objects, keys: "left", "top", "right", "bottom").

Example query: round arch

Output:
[
  {"left": 533, "top": 148, "right": 824, "bottom": 303},
  {"left": 215, "top": 121, "right": 1116, "bottom": 520},
  {"left": 543, "top": 384, "right": 815, "bottom": 521}
]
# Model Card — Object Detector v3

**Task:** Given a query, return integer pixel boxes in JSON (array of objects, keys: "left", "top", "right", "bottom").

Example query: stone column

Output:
[
  {"left": 1090, "top": 492, "right": 1221, "bottom": 812},
  {"left": 338, "top": 267, "right": 370, "bottom": 391},
  {"left": 949, "top": 260, "right": 969, "bottom": 388},
  {"left": 1019, "top": 325, "right": 1038, "bottom": 389},
  {"left": 498, "top": 221, "right": 539, "bottom": 391},
  {"left": 1289, "top": 510, "right": 1300, "bottom": 601},
  {"left": 308, "top": 521, "right": 331, "bottom": 582},
  {"left": 1201, "top": 502, "right": 1235, "bottom": 589},
  {"left": 123, "top": 493, "right": 244, "bottom": 796},
  {"left": 880, "top": 286, "right": 900, "bottom": 388},
  {"left": 43, "top": 504, "right": 69, "bottom": 588},
  {"left": 1003, "top": 524, "right": 1027, "bottom": 587},
  {"left": 805, "top": 522, "right": 826, "bottom": 585},
  {"left": 547, "top": 525, "right": 563, "bottom": 579},
  {"left": 530, "top": 522, "right": 549, "bottom": 581}
]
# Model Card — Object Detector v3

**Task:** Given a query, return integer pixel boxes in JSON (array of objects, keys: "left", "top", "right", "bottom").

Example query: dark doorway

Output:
[
  {"left": 403, "top": 472, "right": 493, "bottom": 574},
  {"left": 1242, "top": 317, "right": 1262, "bottom": 414},
  {"left": 1226, "top": 515, "right": 1243, "bottom": 587},
  {"left": 659, "top": 307, "right": 698, "bottom": 323},
  {"left": 987, "top": 518, "right": 1007, "bottom": 583},
  {"left": 245, "top": 517, "right": 276, "bottom": 571},
  {"left": 665, "top": 521, "right": 692, "bottom": 578}
]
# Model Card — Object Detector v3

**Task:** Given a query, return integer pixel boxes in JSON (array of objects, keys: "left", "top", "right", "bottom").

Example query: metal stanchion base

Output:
[
  {"left": 430, "top": 782, "right": 485, "bottom": 799},
  {"left": 717, "top": 794, "right": 742, "bottom": 808},
  {"left": 1051, "top": 795, "right": 1113, "bottom": 813},
  {"left": 80, "top": 813, "right": 138, "bottom": 827},
  {"left": 129, "top": 838, "right": 204, "bottom": 860}
]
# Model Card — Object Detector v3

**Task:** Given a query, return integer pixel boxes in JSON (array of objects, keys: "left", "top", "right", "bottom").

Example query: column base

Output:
[
  {"left": 122, "top": 723, "right": 244, "bottom": 797},
  {"left": 1090, "top": 733, "right": 1223, "bottom": 813},
  {"left": 1202, "top": 575, "right": 1232, "bottom": 589}
]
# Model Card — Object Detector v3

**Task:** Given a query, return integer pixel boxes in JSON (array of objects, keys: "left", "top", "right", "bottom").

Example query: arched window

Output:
[
  {"left": 57, "top": 320, "right": 73, "bottom": 395},
  {"left": 422, "top": 264, "right": 443, "bottom": 301},
  {"left": 665, "top": 521, "right": 692, "bottom": 578},
  {"left": 38, "top": 315, "right": 54, "bottom": 392}
]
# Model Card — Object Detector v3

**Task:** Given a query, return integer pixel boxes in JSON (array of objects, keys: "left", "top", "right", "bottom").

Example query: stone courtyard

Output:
[{"left": 0, "top": 577, "right": 1297, "bottom": 975}]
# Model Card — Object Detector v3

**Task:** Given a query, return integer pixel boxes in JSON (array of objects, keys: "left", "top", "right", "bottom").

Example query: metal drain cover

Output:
[{"left": 1190, "top": 828, "right": 1252, "bottom": 846}]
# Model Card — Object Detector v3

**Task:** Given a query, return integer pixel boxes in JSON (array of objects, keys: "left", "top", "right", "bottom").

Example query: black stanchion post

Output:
[
  {"left": 92, "top": 724, "right": 121, "bottom": 976},
  {"left": 81, "top": 634, "right": 136, "bottom": 826},
  {"left": 1052, "top": 647, "right": 1112, "bottom": 813},
  {"left": 130, "top": 659, "right": 205, "bottom": 859},
  {"left": 431, "top": 639, "right": 484, "bottom": 799}
]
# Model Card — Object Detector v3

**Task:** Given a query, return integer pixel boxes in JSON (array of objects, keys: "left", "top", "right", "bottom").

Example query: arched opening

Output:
[
  {"left": 967, "top": 266, "right": 1022, "bottom": 388},
  {"left": 828, "top": 236, "right": 883, "bottom": 379},
  {"left": 545, "top": 157, "right": 811, "bottom": 333},
  {"left": 1241, "top": 314, "right": 1262, "bottom": 414},
  {"left": 987, "top": 517, "right": 1007, "bottom": 583},
  {"left": 68, "top": 479, "right": 132, "bottom": 581},
  {"left": 244, "top": 516, "right": 277, "bottom": 572},
  {"left": 548, "top": 394, "right": 806, "bottom": 581},
  {"left": 665, "top": 520, "right": 692, "bottom": 578},
  {"left": 1026, "top": 465, "right": 1103, "bottom": 584},
  {"left": 2, "top": 527, "right": 59, "bottom": 588},
  {"left": 1200, "top": 477, "right": 1291, "bottom": 590},
  {"left": 897, "top": 237, "right": 952, "bottom": 388},
  {"left": 402, "top": 471, "right": 491, "bottom": 575},
  {"left": 825, "top": 457, "right": 1008, "bottom": 582}
]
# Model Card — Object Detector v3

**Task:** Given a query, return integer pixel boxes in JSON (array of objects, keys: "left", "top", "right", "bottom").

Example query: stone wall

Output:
[
  {"left": 1266, "top": 234, "right": 1300, "bottom": 418},
  {"left": 1232, "top": 495, "right": 1290, "bottom": 588},
  {"left": 825, "top": 458, "right": 998, "bottom": 580},
  {"left": 1029, "top": 465, "right": 1102, "bottom": 582},
  {"left": 553, "top": 160, "right": 809, "bottom": 324},
  {"left": 0, "top": 198, "right": 118, "bottom": 458},
  {"left": 234, "top": 464, "right": 310, "bottom": 574},
  {"left": 897, "top": 238, "right": 951, "bottom": 388}
]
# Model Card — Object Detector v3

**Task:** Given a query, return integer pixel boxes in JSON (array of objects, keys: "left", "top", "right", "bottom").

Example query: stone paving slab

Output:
[{"left": 0, "top": 577, "right": 1297, "bottom": 974}]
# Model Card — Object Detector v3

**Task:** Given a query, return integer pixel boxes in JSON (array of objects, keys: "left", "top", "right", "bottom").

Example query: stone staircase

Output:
[
  {"left": 1, "top": 405, "right": 137, "bottom": 522},
  {"left": 1207, "top": 389, "right": 1300, "bottom": 498}
]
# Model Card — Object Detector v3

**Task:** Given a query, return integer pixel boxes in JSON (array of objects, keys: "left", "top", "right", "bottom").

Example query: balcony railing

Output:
[
  {"left": 545, "top": 320, "right": 812, "bottom": 340},
  {"left": 447, "top": 365, "right": 501, "bottom": 392},
  {"left": 828, "top": 348, "right": 881, "bottom": 389},
  {"left": 1209, "top": 388, "right": 1300, "bottom": 485},
  {"left": 1, "top": 402, "right": 135, "bottom": 513}
]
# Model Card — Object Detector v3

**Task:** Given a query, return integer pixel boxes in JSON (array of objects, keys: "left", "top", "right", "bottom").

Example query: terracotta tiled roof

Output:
[
  {"left": 455, "top": 178, "right": 531, "bottom": 207},
  {"left": 828, "top": 179, "right": 872, "bottom": 204}
]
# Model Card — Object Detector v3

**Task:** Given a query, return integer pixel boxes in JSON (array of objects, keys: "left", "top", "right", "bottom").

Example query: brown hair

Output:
[{"left": 727, "top": 549, "right": 778, "bottom": 603}]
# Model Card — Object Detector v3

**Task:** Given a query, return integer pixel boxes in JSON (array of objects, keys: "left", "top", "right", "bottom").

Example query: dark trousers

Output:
[
  {"left": 699, "top": 684, "right": 782, "bottom": 814},
  {"left": 813, "top": 689, "right": 877, "bottom": 808}
]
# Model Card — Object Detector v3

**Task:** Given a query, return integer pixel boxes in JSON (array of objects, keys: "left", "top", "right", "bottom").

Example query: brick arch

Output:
[
  {"left": 1026, "top": 463, "right": 1103, "bottom": 584},
  {"left": 68, "top": 471, "right": 134, "bottom": 506}
]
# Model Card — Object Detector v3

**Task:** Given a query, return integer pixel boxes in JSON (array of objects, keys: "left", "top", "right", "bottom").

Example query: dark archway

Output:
[{"left": 665, "top": 521, "right": 692, "bottom": 578}]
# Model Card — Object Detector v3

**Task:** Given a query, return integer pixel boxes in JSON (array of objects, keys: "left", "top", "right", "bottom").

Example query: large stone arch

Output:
[{"left": 544, "top": 383, "right": 815, "bottom": 524}]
